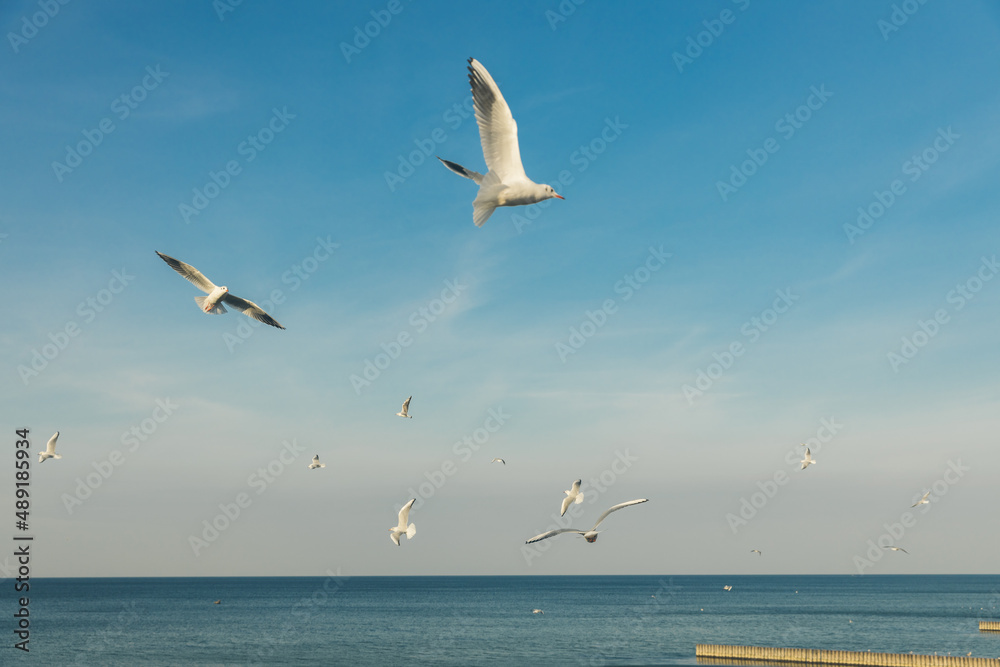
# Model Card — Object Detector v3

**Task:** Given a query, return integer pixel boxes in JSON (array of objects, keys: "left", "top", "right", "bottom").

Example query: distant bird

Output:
[
  {"left": 883, "top": 546, "right": 909, "bottom": 554},
  {"left": 491, "top": 458, "right": 505, "bottom": 465},
  {"left": 438, "top": 58, "right": 563, "bottom": 227},
  {"left": 213, "top": 600, "right": 221, "bottom": 605},
  {"left": 910, "top": 491, "right": 931, "bottom": 508},
  {"left": 525, "top": 499, "right": 649, "bottom": 544},
  {"left": 308, "top": 455, "right": 325, "bottom": 470},
  {"left": 389, "top": 498, "right": 417, "bottom": 546},
  {"left": 155, "top": 251, "right": 284, "bottom": 329},
  {"left": 800, "top": 447, "right": 816, "bottom": 470},
  {"left": 531, "top": 609, "right": 544, "bottom": 615},
  {"left": 751, "top": 549, "right": 762, "bottom": 556},
  {"left": 396, "top": 396, "right": 413, "bottom": 419},
  {"left": 723, "top": 585, "right": 733, "bottom": 591},
  {"left": 560, "top": 479, "right": 584, "bottom": 517},
  {"left": 38, "top": 432, "right": 61, "bottom": 463}
]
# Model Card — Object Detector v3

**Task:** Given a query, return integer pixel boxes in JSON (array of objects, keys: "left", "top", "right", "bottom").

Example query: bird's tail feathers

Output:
[
  {"left": 438, "top": 157, "right": 483, "bottom": 184},
  {"left": 472, "top": 201, "right": 497, "bottom": 227},
  {"left": 406, "top": 523, "right": 416, "bottom": 539},
  {"left": 575, "top": 493, "right": 585, "bottom": 505},
  {"left": 194, "top": 296, "right": 227, "bottom": 314}
]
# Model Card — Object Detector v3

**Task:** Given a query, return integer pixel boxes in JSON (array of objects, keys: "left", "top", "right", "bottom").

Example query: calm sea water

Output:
[{"left": 10, "top": 575, "right": 1000, "bottom": 665}]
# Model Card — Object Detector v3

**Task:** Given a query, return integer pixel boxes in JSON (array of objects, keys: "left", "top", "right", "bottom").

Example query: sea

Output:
[{"left": 10, "top": 575, "right": 1000, "bottom": 666}]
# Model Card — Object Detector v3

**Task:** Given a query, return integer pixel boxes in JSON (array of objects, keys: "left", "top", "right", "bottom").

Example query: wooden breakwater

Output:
[
  {"left": 982, "top": 621, "right": 1000, "bottom": 632},
  {"left": 695, "top": 645, "right": 1000, "bottom": 667}
]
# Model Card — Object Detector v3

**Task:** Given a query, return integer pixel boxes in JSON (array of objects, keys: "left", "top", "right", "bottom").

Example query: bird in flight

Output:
[
  {"left": 800, "top": 446, "right": 816, "bottom": 470},
  {"left": 438, "top": 58, "right": 563, "bottom": 227},
  {"left": 397, "top": 396, "right": 413, "bottom": 419},
  {"left": 525, "top": 499, "right": 649, "bottom": 544},
  {"left": 491, "top": 458, "right": 505, "bottom": 465},
  {"left": 883, "top": 546, "right": 909, "bottom": 554},
  {"left": 560, "top": 479, "right": 584, "bottom": 517},
  {"left": 910, "top": 491, "right": 931, "bottom": 508},
  {"left": 38, "top": 432, "right": 62, "bottom": 463},
  {"left": 389, "top": 498, "right": 417, "bottom": 546},
  {"left": 751, "top": 549, "right": 762, "bottom": 556},
  {"left": 531, "top": 609, "right": 544, "bottom": 615},
  {"left": 308, "top": 455, "right": 325, "bottom": 470},
  {"left": 155, "top": 251, "right": 284, "bottom": 329}
]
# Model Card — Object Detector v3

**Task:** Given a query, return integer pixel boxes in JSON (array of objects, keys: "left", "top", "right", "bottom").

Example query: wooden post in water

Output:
[
  {"left": 980, "top": 621, "right": 1000, "bottom": 633},
  {"left": 694, "top": 644, "right": 1000, "bottom": 667}
]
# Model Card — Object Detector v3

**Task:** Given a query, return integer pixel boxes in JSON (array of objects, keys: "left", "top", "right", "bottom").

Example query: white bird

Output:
[
  {"left": 491, "top": 458, "right": 505, "bottom": 465},
  {"left": 396, "top": 396, "right": 413, "bottom": 419},
  {"left": 800, "top": 447, "right": 816, "bottom": 470},
  {"left": 156, "top": 251, "right": 285, "bottom": 329},
  {"left": 723, "top": 585, "right": 733, "bottom": 591},
  {"left": 883, "top": 546, "right": 909, "bottom": 554},
  {"left": 389, "top": 498, "right": 417, "bottom": 546},
  {"left": 526, "top": 499, "right": 649, "bottom": 544},
  {"left": 308, "top": 455, "right": 325, "bottom": 470},
  {"left": 910, "top": 491, "right": 931, "bottom": 508},
  {"left": 751, "top": 549, "right": 762, "bottom": 556},
  {"left": 38, "top": 432, "right": 61, "bottom": 463},
  {"left": 560, "top": 479, "right": 585, "bottom": 517},
  {"left": 438, "top": 58, "right": 563, "bottom": 227},
  {"left": 531, "top": 609, "right": 544, "bottom": 614}
]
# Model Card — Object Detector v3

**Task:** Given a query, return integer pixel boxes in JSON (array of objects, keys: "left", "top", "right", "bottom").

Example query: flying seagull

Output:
[
  {"left": 155, "top": 251, "right": 284, "bottom": 329},
  {"left": 531, "top": 609, "right": 544, "bottom": 614},
  {"left": 308, "top": 455, "right": 325, "bottom": 470},
  {"left": 491, "top": 458, "right": 505, "bottom": 465},
  {"left": 38, "top": 432, "right": 61, "bottom": 463},
  {"left": 560, "top": 479, "right": 584, "bottom": 517},
  {"left": 389, "top": 498, "right": 417, "bottom": 546},
  {"left": 800, "top": 447, "right": 816, "bottom": 470},
  {"left": 525, "top": 499, "right": 649, "bottom": 544},
  {"left": 396, "top": 396, "right": 413, "bottom": 419},
  {"left": 438, "top": 58, "right": 563, "bottom": 227},
  {"left": 910, "top": 491, "right": 931, "bottom": 508},
  {"left": 751, "top": 549, "right": 762, "bottom": 556},
  {"left": 883, "top": 546, "right": 909, "bottom": 554}
]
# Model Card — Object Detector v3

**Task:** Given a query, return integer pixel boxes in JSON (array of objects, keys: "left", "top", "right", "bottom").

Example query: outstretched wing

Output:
[
  {"left": 590, "top": 499, "right": 649, "bottom": 531},
  {"left": 468, "top": 58, "right": 527, "bottom": 183},
  {"left": 525, "top": 528, "right": 583, "bottom": 544},
  {"left": 156, "top": 251, "right": 217, "bottom": 294},
  {"left": 397, "top": 498, "right": 416, "bottom": 530},
  {"left": 222, "top": 293, "right": 285, "bottom": 329},
  {"left": 46, "top": 432, "right": 59, "bottom": 455},
  {"left": 401, "top": 396, "right": 411, "bottom": 413}
]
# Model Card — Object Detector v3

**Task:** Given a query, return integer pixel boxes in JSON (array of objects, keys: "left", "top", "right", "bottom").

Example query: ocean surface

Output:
[{"left": 11, "top": 575, "right": 1000, "bottom": 665}]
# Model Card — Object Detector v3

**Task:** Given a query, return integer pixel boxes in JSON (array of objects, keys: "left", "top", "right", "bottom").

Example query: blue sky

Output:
[{"left": 2, "top": 1, "right": 998, "bottom": 577}]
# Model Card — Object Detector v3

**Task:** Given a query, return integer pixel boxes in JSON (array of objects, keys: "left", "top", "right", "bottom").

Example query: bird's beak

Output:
[{"left": 553, "top": 193, "right": 564, "bottom": 200}]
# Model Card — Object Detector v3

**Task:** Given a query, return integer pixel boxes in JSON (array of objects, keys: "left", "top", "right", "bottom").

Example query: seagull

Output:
[
  {"left": 308, "top": 455, "right": 325, "bottom": 470},
  {"left": 396, "top": 396, "right": 413, "bottom": 419},
  {"left": 155, "top": 251, "right": 284, "bottom": 329},
  {"left": 389, "top": 498, "right": 417, "bottom": 546},
  {"left": 213, "top": 600, "right": 221, "bottom": 605},
  {"left": 800, "top": 447, "right": 816, "bottom": 470},
  {"left": 723, "top": 585, "right": 733, "bottom": 591},
  {"left": 525, "top": 499, "right": 649, "bottom": 544},
  {"left": 438, "top": 58, "right": 563, "bottom": 227},
  {"left": 910, "top": 491, "right": 931, "bottom": 508},
  {"left": 883, "top": 546, "right": 909, "bottom": 554},
  {"left": 491, "top": 458, "right": 505, "bottom": 465},
  {"left": 751, "top": 550, "right": 762, "bottom": 556},
  {"left": 560, "top": 479, "right": 584, "bottom": 517},
  {"left": 531, "top": 609, "right": 544, "bottom": 615},
  {"left": 38, "top": 432, "right": 61, "bottom": 463}
]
